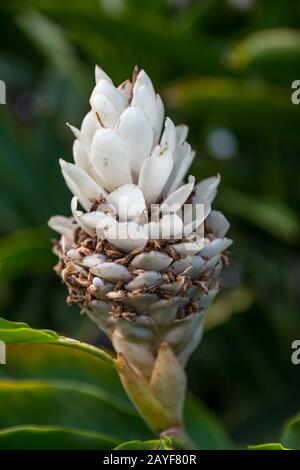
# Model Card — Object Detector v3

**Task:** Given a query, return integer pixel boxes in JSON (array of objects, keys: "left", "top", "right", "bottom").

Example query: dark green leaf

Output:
[
  {"left": 249, "top": 443, "right": 288, "bottom": 450},
  {"left": 184, "top": 394, "right": 233, "bottom": 450},
  {"left": 0, "top": 380, "right": 152, "bottom": 442},
  {"left": 114, "top": 440, "right": 162, "bottom": 450},
  {"left": 1, "top": 343, "right": 132, "bottom": 413},
  {"left": 282, "top": 414, "right": 300, "bottom": 449},
  {"left": 0, "top": 425, "right": 118, "bottom": 450},
  {"left": 0, "top": 317, "right": 114, "bottom": 365}
]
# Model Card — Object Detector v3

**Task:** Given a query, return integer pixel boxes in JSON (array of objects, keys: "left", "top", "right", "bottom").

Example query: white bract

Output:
[{"left": 49, "top": 66, "right": 232, "bottom": 379}]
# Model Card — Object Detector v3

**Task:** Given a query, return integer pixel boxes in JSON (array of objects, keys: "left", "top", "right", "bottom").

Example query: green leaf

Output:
[
  {"left": 114, "top": 440, "right": 162, "bottom": 450},
  {"left": 0, "top": 425, "right": 118, "bottom": 450},
  {"left": 0, "top": 319, "right": 233, "bottom": 449},
  {"left": 249, "top": 443, "right": 289, "bottom": 450},
  {"left": 282, "top": 414, "right": 300, "bottom": 449},
  {"left": 114, "top": 436, "right": 172, "bottom": 450},
  {"left": 0, "top": 380, "right": 152, "bottom": 442},
  {"left": 0, "top": 317, "right": 114, "bottom": 365},
  {"left": 0, "top": 317, "right": 59, "bottom": 343},
  {"left": 184, "top": 394, "right": 233, "bottom": 450},
  {"left": 1, "top": 343, "right": 133, "bottom": 414}
]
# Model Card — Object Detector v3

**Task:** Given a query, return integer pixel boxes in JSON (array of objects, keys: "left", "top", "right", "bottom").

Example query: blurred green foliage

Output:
[{"left": 0, "top": 0, "right": 299, "bottom": 447}]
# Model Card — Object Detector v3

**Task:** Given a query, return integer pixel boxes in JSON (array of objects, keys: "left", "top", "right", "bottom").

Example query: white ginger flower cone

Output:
[{"left": 49, "top": 65, "right": 232, "bottom": 434}]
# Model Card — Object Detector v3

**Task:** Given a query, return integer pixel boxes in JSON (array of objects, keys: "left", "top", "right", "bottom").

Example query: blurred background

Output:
[{"left": 0, "top": 0, "right": 299, "bottom": 447}]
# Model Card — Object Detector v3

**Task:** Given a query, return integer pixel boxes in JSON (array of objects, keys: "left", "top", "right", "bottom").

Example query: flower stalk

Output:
[{"left": 49, "top": 65, "right": 231, "bottom": 447}]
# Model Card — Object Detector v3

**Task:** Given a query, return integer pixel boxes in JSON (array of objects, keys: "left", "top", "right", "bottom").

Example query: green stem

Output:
[{"left": 161, "top": 425, "right": 196, "bottom": 450}]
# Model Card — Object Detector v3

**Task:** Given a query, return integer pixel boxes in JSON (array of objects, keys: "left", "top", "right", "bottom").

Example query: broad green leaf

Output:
[
  {"left": 0, "top": 380, "right": 152, "bottom": 442},
  {"left": 1, "top": 343, "right": 133, "bottom": 414},
  {"left": 0, "top": 425, "right": 118, "bottom": 450},
  {"left": 249, "top": 443, "right": 288, "bottom": 450},
  {"left": 184, "top": 394, "right": 233, "bottom": 450},
  {"left": 0, "top": 317, "right": 114, "bottom": 365},
  {"left": 0, "top": 318, "right": 233, "bottom": 449},
  {"left": 114, "top": 440, "right": 163, "bottom": 450},
  {"left": 0, "top": 317, "right": 59, "bottom": 343},
  {"left": 282, "top": 414, "right": 300, "bottom": 449},
  {"left": 114, "top": 436, "right": 172, "bottom": 450}
]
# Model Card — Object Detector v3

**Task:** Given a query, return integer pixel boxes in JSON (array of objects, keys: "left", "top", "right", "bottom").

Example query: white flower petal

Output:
[
  {"left": 177, "top": 317, "right": 204, "bottom": 366},
  {"left": 143, "top": 221, "right": 160, "bottom": 239},
  {"left": 201, "top": 255, "right": 221, "bottom": 273},
  {"left": 73, "top": 139, "right": 88, "bottom": 169},
  {"left": 138, "top": 146, "right": 173, "bottom": 204},
  {"left": 160, "top": 117, "right": 176, "bottom": 154},
  {"left": 107, "top": 184, "right": 146, "bottom": 221},
  {"left": 132, "top": 85, "right": 159, "bottom": 145},
  {"left": 95, "top": 65, "right": 113, "bottom": 84},
  {"left": 159, "top": 278, "right": 185, "bottom": 295},
  {"left": 126, "top": 271, "right": 161, "bottom": 291},
  {"left": 85, "top": 300, "right": 111, "bottom": 331},
  {"left": 163, "top": 142, "right": 194, "bottom": 196},
  {"left": 78, "top": 211, "right": 106, "bottom": 230},
  {"left": 90, "top": 262, "right": 132, "bottom": 283},
  {"left": 160, "top": 213, "right": 183, "bottom": 239},
  {"left": 89, "top": 278, "right": 113, "bottom": 301},
  {"left": 198, "top": 238, "right": 232, "bottom": 258},
  {"left": 131, "top": 251, "right": 172, "bottom": 271},
  {"left": 133, "top": 69, "right": 155, "bottom": 97},
  {"left": 91, "top": 128, "right": 132, "bottom": 191},
  {"left": 90, "top": 94, "right": 119, "bottom": 128},
  {"left": 118, "top": 79, "right": 132, "bottom": 105},
  {"left": 60, "top": 160, "right": 105, "bottom": 211},
  {"left": 192, "top": 175, "right": 221, "bottom": 205},
  {"left": 91, "top": 79, "right": 124, "bottom": 115},
  {"left": 176, "top": 124, "right": 188, "bottom": 146},
  {"left": 66, "top": 248, "right": 81, "bottom": 260},
  {"left": 96, "top": 213, "right": 117, "bottom": 240},
  {"left": 169, "top": 257, "right": 193, "bottom": 275},
  {"left": 71, "top": 196, "right": 95, "bottom": 236},
  {"left": 183, "top": 203, "right": 211, "bottom": 237},
  {"left": 155, "top": 94, "right": 165, "bottom": 145},
  {"left": 48, "top": 216, "right": 74, "bottom": 240},
  {"left": 105, "top": 221, "right": 148, "bottom": 253},
  {"left": 80, "top": 111, "right": 100, "bottom": 145},
  {"left": 190, "top": 255, "right": 206, "bottom": 278},
  {"left": 80, "top": 254, "right": 106, "bottom": 268},
  {"left": 205, "top": 210, "right": 230, "bottom": 238},
  {"left": 161, "top": 175, "right": 195, "bottom": 214},
  {"left": 73, "top": 139, "right": 107, "bottom": 189},
  {"left": 66, "top": 122, "right": 84, "bottom": 143},
  {"left": 173, "top": 238, "right": 208, "bottom": 256},
  {"left": 148, "top": 298, "right": 187, "bottom": 326},
  {"left": 116, "top": 107, "right": 153, "bottom": 180},
  {"left": 198, "top": 289, "right": 219, "bottom": 311},
  {"left": 126, "top": 292, "right": 158, "bottom": 313}
]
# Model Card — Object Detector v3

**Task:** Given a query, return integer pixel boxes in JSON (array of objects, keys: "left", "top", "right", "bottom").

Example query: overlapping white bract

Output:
[
  {"left": 51, "top": 66, "right": 231, "bottom": 253},
  {"left": 49, "top": 66, "right": 232, "bottom": 376}
]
